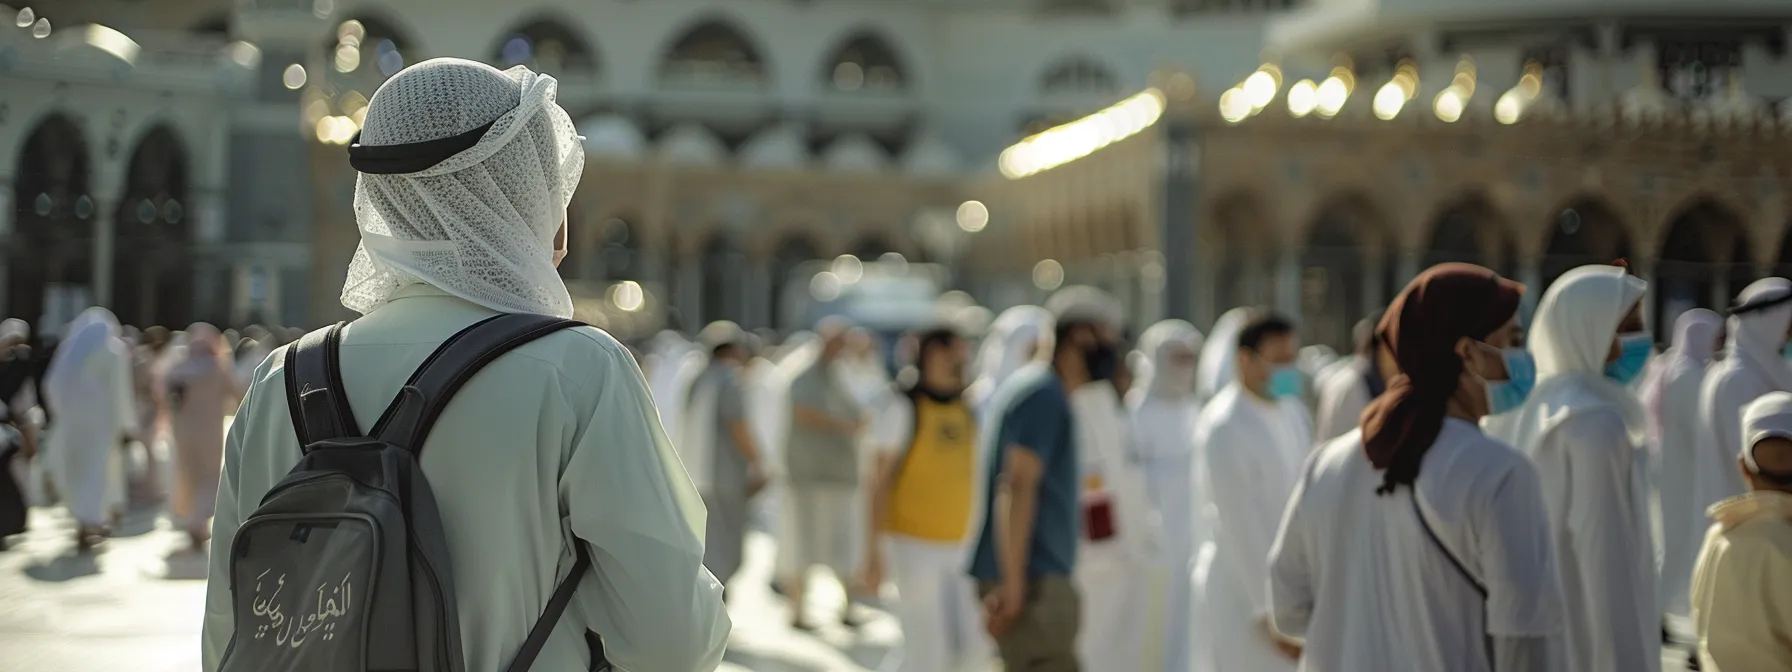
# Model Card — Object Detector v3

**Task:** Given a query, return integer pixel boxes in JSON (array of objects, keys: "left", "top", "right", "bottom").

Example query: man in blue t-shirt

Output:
[{"left": 970, "top": 287, "right": 1124, "bottom": 672}]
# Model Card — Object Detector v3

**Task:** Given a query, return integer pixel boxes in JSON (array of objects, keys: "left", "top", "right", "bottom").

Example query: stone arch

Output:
[
  {"left": 699, "top": 232, "right": 748, "bottom": 325},
  {"left": 658, "top": 16, "right": 769, "bottom": 88},
  {"left": 1204, "top": 189, "right": 1277, "bottom": 315},
  {"left": 1301, "top": 191, "right": 1399, "bottom": 350},
  {"left": 8, "top": 113, "right": 94, "bottom": 324},
  {"left": 819, "top": 29, "right": 909, "bottom": 93},
  {"left": 1425, "top": 190, "right": 1518, "bottom": 274},
  {"left": 1655, "top": 197, "right": 1752, "bottom": 334},
  {"left": 1541, "top": 194, "right": 1632, "bottom": 287},
  {"left": 1038, "top": 54, "right": 1122, "bottom": 98},
  {"left": 112, "top": 124, "right": 194, "bottom": 327},
  {"left": 492, "top": 13, "right": 600, "bottom": 74}
]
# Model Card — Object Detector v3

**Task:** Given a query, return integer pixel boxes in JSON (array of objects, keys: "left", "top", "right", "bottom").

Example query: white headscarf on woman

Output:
[
  {"left": 42, "top": 307, "right": 137, "bottom": 527},
  {"left": 1127, "top": 319, "right": 1206, "bottom": 672},
  {"left": 1196, "top": 307, "right": 1251, "bottom": 401},
  {"left": 970, "top": 305, "right": 1051, "bottom": 419},
  {"left": 1500, "top": 265, "right": 1650, "bottom": 452},
  {"left": 1496, "top": 264, "right": 1659, "bottom": 672},
  {"left": 1644, "top": 308, "right": 1723, "bottom": 620},
  {"left": 340, "top": 58, "right": 584, "bottom": 319}
]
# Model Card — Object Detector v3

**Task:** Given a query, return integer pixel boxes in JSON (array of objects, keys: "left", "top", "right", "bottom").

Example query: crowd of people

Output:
[
  {"left": 0, "top": 314, "right": 289, "bottom": 553},
  {"left": 2, "top": 55, "right": 1788, "bottom": 672},
  {"left": 652, "top": 264, "right": 1792, "bottom": 672}
]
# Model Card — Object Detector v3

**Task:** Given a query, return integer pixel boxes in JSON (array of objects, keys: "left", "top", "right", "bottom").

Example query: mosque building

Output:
[{"left": 4, "top": 0, "right": 1791, "bottom": 347}]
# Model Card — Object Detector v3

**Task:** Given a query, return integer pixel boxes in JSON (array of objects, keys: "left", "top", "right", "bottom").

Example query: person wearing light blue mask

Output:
[
  {"left": 1190, "top": 308, "right": 1311, "bottom": 671},
  {"left": 1486, "top": 347, "right": 1537, "bottom": 415}
]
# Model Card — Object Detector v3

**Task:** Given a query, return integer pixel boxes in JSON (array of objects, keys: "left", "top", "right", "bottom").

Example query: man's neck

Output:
[
  {"left": 1241, "top": 379, "right": 1273, "bottom": 402},
  {"left": 920, "top": 373, "right": 960, "bottom": 396}
]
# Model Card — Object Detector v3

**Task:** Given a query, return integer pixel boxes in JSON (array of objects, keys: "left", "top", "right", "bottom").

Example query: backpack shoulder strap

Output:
[
  {"left": 369, "top": 313, "right": 582, "bottom": 452},
  {"left": 505, "top": 541, "right": 599, "bottom": 672},
  {"left": 283, "top": 322, "right": 362, "bottom": 447}
]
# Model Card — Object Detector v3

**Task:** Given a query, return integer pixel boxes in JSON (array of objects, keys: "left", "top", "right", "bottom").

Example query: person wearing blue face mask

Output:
[
  {"left": 1499, "top": 263, "right": 1661, "bottom": 672},
  {"left": 1191, "top": 309, "right": 1312, "bottom": 671}
]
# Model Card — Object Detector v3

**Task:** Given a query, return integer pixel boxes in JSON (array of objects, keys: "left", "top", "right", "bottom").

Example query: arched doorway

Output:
[
  {"left": 820, "top": 30, "right": 908, "bottom": 93},
  {"left": 1542, "top": 197, "right": 1632, "bottom": 289},
  {"left": 1657, "top": 199, "right": 1751, "bottom": 335},
  {"left": 1204, "top": 192, "right": 1275, "bottom": 321},
  {"left": 658, "top": 18, "right": 767, "bottom": 88},
  {"left": 112, "top": 125, "right": 193, "bottom": 328},
  {"left": 700, "top": 234, "right": 746, "bottom": 325},
  {"left": 1426, "top": 194, "right": 1517, "bottom": 275},
  {"left": 771, "top": 234, "right": 820, "bottom": 329},
  {"left": 493, "top": 15, "right": 600, "bottom": 75},
  {"left": 851, "top": 233, "right": 893, "bottom": 260},
  {"left": 1301, "top": 195, "right": 1397, "bottom": 350},
  {"left": 8, "top": 114, "right": 93, "bottom": 326}
]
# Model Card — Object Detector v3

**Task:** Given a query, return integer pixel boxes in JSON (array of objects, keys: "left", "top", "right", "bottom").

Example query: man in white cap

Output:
[
  {"left": 970, "top": 285, "right": 1133, "bottom": 671},
  {"left": 201, "top": 58, "right": 727, "bottom": 671},
  {"left": 1689, "top": 391, "right": 1792, "bottom": 671}
]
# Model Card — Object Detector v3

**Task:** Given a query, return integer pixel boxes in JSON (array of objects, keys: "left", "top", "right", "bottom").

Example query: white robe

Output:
[
  {"left": 1698, "top": 278, "right": 1792, "bottom": 513},
  {"left": 1501, "top": 265, "right": 1660, "bottom": 672},
  {"left": 42, "top": 313, "right": 137, "bottom": 527},
  {"left": 1269, "top": 420, "right": 1565, "bottom": 672},
  {"left": 1129, "top": 394, "right": 1201, "bottom": 672},
  {"left": 1070, "top": 381, "right": 1158, "bottom": 672},
  {"left": 1194, "top": 383, "right": 1311, "bottom": 672},
  {"left": 1314, "top": 357, "right": 1375, "bottom": 444},
  {"left": 1643, "top": 309, "right": 1721, "bottom": 619}
]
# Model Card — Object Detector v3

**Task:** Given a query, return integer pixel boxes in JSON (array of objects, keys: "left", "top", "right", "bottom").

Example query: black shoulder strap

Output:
[
  {"left": 1409, "top": 488, "right": 1488, "bottom": 597},
  {"left": 505, "top": 542, "right": 602, "bottom": 672},
  {"left": 284, "top": 323, "right": 363, "bottom": 447},
  {"left": 369, "top": 313, "right": 582, "bottom": 453}
]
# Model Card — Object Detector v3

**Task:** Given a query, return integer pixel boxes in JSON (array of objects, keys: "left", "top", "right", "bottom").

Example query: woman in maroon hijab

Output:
[{"left": 1265, "top": 263, "right": 1566, "bottom": 672}]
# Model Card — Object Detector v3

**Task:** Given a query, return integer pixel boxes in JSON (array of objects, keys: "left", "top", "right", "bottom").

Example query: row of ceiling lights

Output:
[{"left": 1221, "top": 58, "right": 1548, "bottom": 125}]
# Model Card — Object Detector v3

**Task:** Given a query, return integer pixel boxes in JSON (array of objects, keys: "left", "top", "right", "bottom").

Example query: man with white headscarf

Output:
[
  {"left": 1641, "top": 308, "right": 1723, "bottom": 624},
  {"left": 201, "top": 58, "right": 727, "bottom": 671},
  {"left": 1698, "top": 278, "right": 1792, "bottom": 514},
  {"left": 1495, "top": 264, "right": 1659, "bottom": 672},
  {"left": 1192, "top": 308, "right": 1311, "bottom": 671},
  {"left": 42, "top": 307, "right": 137, "bottom": 551},
  {"left": 1196, "top": 307, "right": 1252, "bottom": 403},
  {"left": 1126, "top": 319, "right": 1204, "bottom": 672},
  {"left": 970, "top": 305, "right": 1051, "bottom": 422},
  {"left": 679, "top": 322, "right": 767, "bottom": 594}
]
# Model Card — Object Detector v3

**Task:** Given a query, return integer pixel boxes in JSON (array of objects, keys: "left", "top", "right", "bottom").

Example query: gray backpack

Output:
[{"left": 219, "top": 313, "right": 608, "bottom": 671}]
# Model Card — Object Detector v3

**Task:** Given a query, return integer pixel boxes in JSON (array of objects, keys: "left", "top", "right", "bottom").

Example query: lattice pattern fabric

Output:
[{"left": 342, "top": 58, "right": 584, "bottom": 318}]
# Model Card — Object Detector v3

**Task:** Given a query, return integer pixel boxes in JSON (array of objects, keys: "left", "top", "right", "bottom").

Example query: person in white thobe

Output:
[
  {"left": 970, "top": 306, "right": 1051, "bottom": 422},
  {"left": 1270, "top": 262, "right": 1563, "bottom": 672},
  {"left": 1194, "top": 309, "right": 1312, "bottom": 672},
  {"left": 1640, "top": 308, "right": 1722, "bottom": 622},
  {"left": 201, "top": 58, "right": 727, "bottom": 672},
  {"left": 1698, "top": 278, "right": 1792, "bottom": 516},
  {"left": 1071, "top": 376, "right": 1159, "bottom": 672},
  {"left": 41, "top": 307, "right": 137, "bottom": 549},
  {"left": 1126, "top": 320, "right": 1204, "bottom": 672},
  {"left": 1314, "top": 313, "right": 1389, "bottom": 444},
  {"left": 1196, "top": 307, "right": 1252, "bottom": 404},
  {"left": 1499, "top": 264, "right": 1660, "bottom": 672}
]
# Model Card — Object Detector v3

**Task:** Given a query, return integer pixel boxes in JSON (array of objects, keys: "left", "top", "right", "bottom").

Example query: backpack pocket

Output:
[{"left": 220, "top": 512, "right": 382, "bottom": 671}]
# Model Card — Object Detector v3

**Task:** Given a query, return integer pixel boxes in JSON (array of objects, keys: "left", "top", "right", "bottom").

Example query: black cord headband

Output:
[
  {"left": 347, "top": 119, "right": 497, "bottom": 175},
  {"left": 1728, "top": 290, "right": 1792, "bottom": 317}
]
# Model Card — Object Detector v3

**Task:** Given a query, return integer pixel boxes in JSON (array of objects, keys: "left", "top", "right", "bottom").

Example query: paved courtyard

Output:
[{"left": 0, "top": 504, "right": 1698, "bottom": 672}]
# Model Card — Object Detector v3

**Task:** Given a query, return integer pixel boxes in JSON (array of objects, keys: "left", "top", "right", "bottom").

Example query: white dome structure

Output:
[
  {"left": 900, "top": 131, "right": 961, "bottom": 177},
  {"left": 658, "top": 123, "right": 728, "bottom": 167},
  {"left": 821, "top": 133, "right": 888, "bottom": 172},
  {"left": 739, "top": 123, "right": 809, "bottom": 169},
  {"left": 578, "top": 114, "right": 647, "bottom": 160}
]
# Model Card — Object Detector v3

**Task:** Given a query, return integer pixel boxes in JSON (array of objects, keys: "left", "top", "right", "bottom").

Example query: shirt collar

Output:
[{"left": 1709, "top": 490, "right": 1792, "bottom": 529}]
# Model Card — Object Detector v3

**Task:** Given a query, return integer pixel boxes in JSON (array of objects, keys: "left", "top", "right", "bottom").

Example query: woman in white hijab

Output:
[
  {"left": 1499, "top": 264, "right": 1659, "bottom": 672},
  {"left": 42, "top": 307, "right": 137, "bottom": 551},
  {"left": 968, "top": 306, "right": 1050, "bottom": 421},
  {"left": 1641, "top": 308, "right": 1722, "bottom": 623},
  {"left": 164, "top": 323, "right": 240, "bottom": 550},
  {"left": 1197, "top": 307, "right": 1251, "bottom": 403},
  {"left": 1126, "top": 319, "right": 1204, "bottom": 672},
  {"left": 1698, "top": 278, "right": 1792, "bottom": 510}
]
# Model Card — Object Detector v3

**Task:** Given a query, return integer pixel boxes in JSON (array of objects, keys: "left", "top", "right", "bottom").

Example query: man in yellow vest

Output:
[{"left": 860, "top": 327, "right": 994, "bottom": 672}]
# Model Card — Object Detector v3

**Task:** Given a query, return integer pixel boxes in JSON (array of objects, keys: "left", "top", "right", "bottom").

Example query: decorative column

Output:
[
  {"left": 745, "top": 255, "right": 771, "bottom": 331},
  {"left": 678, "top": 251, "right": 703, "bottom": 329},
  {"left": 91, "top": 197, "right": 117, "bottom": 308},
  {"left": 192, "top": 187, "right": 228, "bottom": 323},
  {"left": 0, "top": 174, "right": 11, "bottom": 318},
  {"left": 1517, "top": 257, "right": 1543, "bottom": 320},
  {"left": 1362, "top": 252, "right": 1388, "bottom": 318},
  {"left": 1275, "top": 248, "right": 1301, "bottom": 317},
  {"left": 1631, "top": 256, "right": 1658, "bottom": 335},
  {"left": 1395, "top": 249, "right": 1422, "bottom": 291},
  {"left": 1158, "top": 91, "right": 1200, "bottom": 322}
]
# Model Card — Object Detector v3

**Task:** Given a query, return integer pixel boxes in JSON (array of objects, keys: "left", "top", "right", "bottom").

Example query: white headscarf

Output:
[
  {"left": 1137, "top": 319, "right": 1203, "bottom": 398},
  {"left": 975, "top": 305, "right": 1052, "bottom": 389},
  {"left": 340, "top": 58, "right": 584, "bottom": 318},
  {"left": 44, "top": 308, "right": 131, "bottom": 426},
  {"left": 1642, "top": 308, "right": 1722, "bottom": 423},
  {"left": 1724, "top": 277, "right": 1792, "bottom": 392},
  {"left": 1197, "top": 307, "right": 1251, "bottom": 401},
  {"left": 0, "top": 318, "right": 28, "bottom": 342},
  {"left": 1504, "top": 265, "right": 1650, "bottom": 452}
]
